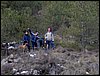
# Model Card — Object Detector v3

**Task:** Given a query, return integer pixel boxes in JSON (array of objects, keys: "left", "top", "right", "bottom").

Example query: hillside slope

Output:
[{"left": 1, "top": 46, "right": 99, "bottom": 75}]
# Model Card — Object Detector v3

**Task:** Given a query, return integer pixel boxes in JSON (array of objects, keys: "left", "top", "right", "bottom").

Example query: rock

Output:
[
  {"left": 12, "top": 68, "right": 18, "bottom": 74},
  {"left": 8, "top": 59, "right": 13, "bottom": 63},
  {"left": 1, "top": 47, "right": 99, "bottom": 75},
  {"left": 13, "top": 68, "right": 17, "bottom": 72},
  {"left": 13, "top": 58, "right": 20, "bottom": 63},
  {"left": 33, "top": 70, "right": 38, "bottom": 75},
  {"left": 20, "top": 71, "right": 29, "bottom": 75},
  {"left": 9, "top": 54, "right": 14, "bottom": 59},
  {"left": 29, "top": 53, "right": 34, "bottom": 57},
  {"left": 1, "top": 63, "right": 13, "bottom": 75},
  {"left": 15, "top": 72, "right": 20, "bottom": 75},
  {"left": 1, "top": 59, "right": 8, "bottom": 66},
  {"left": 86, "top": 72, "right": 89, "bottom": 74},
  {"left": 90, "top": 63, "right": 99, "bottom": 74},
  {"left": 49, "top": 68, "right": 56, "bottom": 75},
  {"left": 8, "top": 46, "right": 15, "bottom": 50},
  {"left": 62, "top": 70, "right": 71, "bottom": 75},
  {"left": 44, "top": 53, "right": 48, "bottom": 56}
]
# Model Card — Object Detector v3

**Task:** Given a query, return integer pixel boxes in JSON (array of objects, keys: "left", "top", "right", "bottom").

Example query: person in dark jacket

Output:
[
  {"left": 23, "top": 30, "right": 30, "bottom": 51},
  {"left": 28, "top": 28, "right": 37, "bottom": 50},
  {"left": 35, "top": 33, "right": 44, "bottom": 49}
]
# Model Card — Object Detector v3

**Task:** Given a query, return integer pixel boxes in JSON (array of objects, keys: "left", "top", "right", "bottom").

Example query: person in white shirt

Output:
[{"left": 45, "top": 27, "right": 55, "bottom": 50}]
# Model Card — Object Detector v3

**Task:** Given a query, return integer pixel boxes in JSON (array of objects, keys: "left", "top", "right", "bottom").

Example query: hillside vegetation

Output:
[{"left": 1, "top": 1, "right": 99, "bottom": 50}]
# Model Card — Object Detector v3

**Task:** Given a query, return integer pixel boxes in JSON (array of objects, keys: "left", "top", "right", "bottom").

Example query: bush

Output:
[{"left": 60, "top": 40, "right": 81, "bottom": 51}]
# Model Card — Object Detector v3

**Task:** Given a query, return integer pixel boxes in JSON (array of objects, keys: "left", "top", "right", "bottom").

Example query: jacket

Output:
[
  {"left": 29, "top": 30, "right": 36, "bottom": 42},
  {"left": 23, "top": 34, "right": 30, "bottom": 43},
  {"left": 45, "top": 32, "right": 54, "bottom": 41}
]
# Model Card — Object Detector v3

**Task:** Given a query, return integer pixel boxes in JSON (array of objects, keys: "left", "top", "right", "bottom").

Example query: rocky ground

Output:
[{"left": 1, "top": 46, "right": 99, "bottom": 75}]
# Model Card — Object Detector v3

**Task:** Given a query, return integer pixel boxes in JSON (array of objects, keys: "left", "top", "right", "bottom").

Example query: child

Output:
[{"left": 23, "top": 30, "right": 30, "bottom": 51}]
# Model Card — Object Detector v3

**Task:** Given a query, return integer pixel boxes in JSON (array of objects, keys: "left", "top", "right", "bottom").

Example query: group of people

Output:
[{"left": 22, "top": 27, "right": 55, "bottom": 52}]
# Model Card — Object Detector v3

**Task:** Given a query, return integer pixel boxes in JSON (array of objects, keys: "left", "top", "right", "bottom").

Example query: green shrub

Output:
[{"left": 86, "top": 45, "right": 98, "bottom": 51}]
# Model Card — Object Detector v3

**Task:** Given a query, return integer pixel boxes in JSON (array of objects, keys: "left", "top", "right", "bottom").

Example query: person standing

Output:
[
  {"left": 45, "top": 27, "right": 55, "bottom": 50},
  {"left": 23, "top": 30, "right": 30, "bottom": 52},
  {"left": 28, "top": 28, "right": 37, "bottom": 51},
  {"left": 36, "top": 33, "right": 44, "bottom": 49}
]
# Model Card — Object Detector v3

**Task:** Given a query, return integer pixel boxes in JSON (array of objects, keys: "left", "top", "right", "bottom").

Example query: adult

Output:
[
  {"left": 28, "top": 28, "right": 37, "bottom": 50},
  {"left": 44, "top": 27, "right": 55, "bottom": 50}
]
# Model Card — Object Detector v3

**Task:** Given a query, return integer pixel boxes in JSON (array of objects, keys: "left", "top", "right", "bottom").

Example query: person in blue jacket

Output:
[
  {"left": 23, "top": 30, "right": 30, "bottom": 51},
  {"left": 28, "top": 28, "right": 37, "bottom": 50},
  {"left": 35, "top": 33, "right": 44, "bottom": 49}
]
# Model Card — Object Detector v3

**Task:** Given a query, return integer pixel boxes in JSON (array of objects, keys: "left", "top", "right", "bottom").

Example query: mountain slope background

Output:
[
  {"left": 1, "top": 1, "right": 99, "bottom": 52},
  {"left": 1, "top": 1, "right": 99, "bottom": 75}
]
